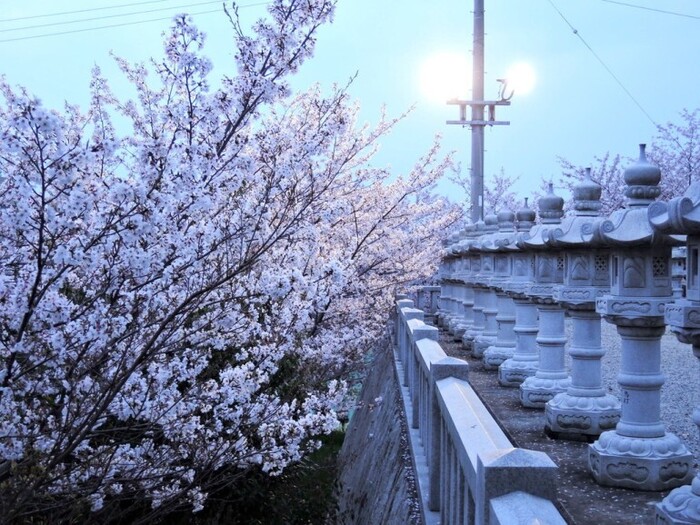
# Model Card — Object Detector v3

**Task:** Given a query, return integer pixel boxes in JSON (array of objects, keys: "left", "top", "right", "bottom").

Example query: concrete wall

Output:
[{"left": 333, "top": 333, "right": 421, "bottom": 525}]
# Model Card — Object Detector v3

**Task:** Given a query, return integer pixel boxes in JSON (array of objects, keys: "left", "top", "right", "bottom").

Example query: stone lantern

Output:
[
  {"left": 473, "top": 214, "right": 500, "bottom": 358},
  {"left": 437, "top": 233, "right": 459, "bottom": 329},
  {"left": 519, "top": 184, "right": 571, "bottom": 408},
  {"left": 482, "top": 209, "right": 518, "bottom": 369},
  {"left": 446, "top": 229, "right": 469, "bottom": 339},
  {"left": 649, "top": 181, "right": 700, "bottom": 522},
  {"left": 588, "top": 145, "right": 693, "bottom": 491},
  {"left": 453, "top": 224, "right": 476, "bottom": 342},
  {"left": 447, "top": 228, "right": 472, "bottom": 340},
  {"left": 464, "top": 220, "right": 487, "bottom": 351},
  {"left": 499, "top": 200, "right": 539, "bottom": 387},
  {"left": 545, "top": 170, "right": 621, "bottom": 440}
]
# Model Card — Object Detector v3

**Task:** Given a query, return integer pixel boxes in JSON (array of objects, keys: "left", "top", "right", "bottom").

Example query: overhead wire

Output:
[
  {"left": 0, "top": 9, "right": 221, "bottom": 43},
  {"left": 545, "top": 0, "right": 658, "bottom": 127},
  {"left": 601, "top": 0, "right": 700, "bottom": 21},
  {"left": 0, "top": 1, "right": 270, "bottom": 43},
  {"left": 0, "top": 0, "right": 176, "bottom": 23},
  {"left": 0, "top": 0, "right": 225, "bottom": 34}
]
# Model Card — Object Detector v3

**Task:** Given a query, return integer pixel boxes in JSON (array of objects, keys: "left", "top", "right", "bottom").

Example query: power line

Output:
[
  {"left": 0, "top": 0, "right": 176, "bottom": 23},
  {"left": 0, "top": 2, "right": 270, "bottom": 44},
  {"left": 601, "top": 0, "right": 700, "bottom": 21},
  {"left": 545, "top": 0, "right": 658, "bottom": 127},
  {"left": 0, "top": 8, "right": 218, "bottom": 43},
  {"left": 1, "top": 1, "right": 224, "bottom": 34}
]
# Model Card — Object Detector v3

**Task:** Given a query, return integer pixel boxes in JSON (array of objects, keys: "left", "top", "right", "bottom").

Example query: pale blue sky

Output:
[{"left": 2, "top": 1, "right": 700, "bottom": 207}]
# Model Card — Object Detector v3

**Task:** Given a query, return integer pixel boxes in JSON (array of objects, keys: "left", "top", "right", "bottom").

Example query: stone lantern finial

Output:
[
  {"left": 538, "top": 183, "right": 565, "bottom": 224},
  {"left": 497, "top": 209, "right": 516, "bottom": 232},
  {"left": 516, "top": 198, "right": 536, "bottom": 232},
  {"left": 484, "top": 212, "right": 499, "bottom": 233},
  {"left": 572, "top": 167, "right": 603, "bottom": 216},
  {"left": 624, "top": 144, "right": 661, "bottom": 207}
]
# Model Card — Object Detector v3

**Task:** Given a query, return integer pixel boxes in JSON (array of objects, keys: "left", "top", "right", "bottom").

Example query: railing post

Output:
[
  {"left": 410, "top": 324, "right": 438, "bottom": 429},
  {"left": 429, "top": 357, "right": 469, "bottom": 512}
]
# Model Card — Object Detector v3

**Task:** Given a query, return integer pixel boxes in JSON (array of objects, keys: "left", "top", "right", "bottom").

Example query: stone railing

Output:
[
  {"left": 436, "top": 146, "right": 700, "bottom": 524},
  {"left": 395, "top": 299, "right": 566, "bottom": 525}
]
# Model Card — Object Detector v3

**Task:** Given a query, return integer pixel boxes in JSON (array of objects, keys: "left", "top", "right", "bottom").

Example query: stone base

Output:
[
  {"left": 452, "top": 325, "right": 467, "bottom": 341},
  {"left": 656, "top": 484, "right": 700, "bottom": 524},
  {"left": 589, "top": 431, "right": 694, "bottom": 491},
  {"left": 439, "top": 314, "right": 454, "bottom": 330},
  {"left": 498, "top": 358, "right": 537, "bottom": 387},
  {"left": 447, "top": 319, "right": 459, "bottom": 337},
  {"left": 473, "top": 335, "right": 496, "bottom": 358},
  {"left": 464, "top": 328, "right": 482, "bottom": 348},
  {"left": 519, "top": 376, "right": 571, "bottom": 409},
  {"left": 461, "top": 333, "right": 474, "bottom": 352},
  {"left": 545, "top": 393, "right": 621, "bottom": 440},
  {"left": 483, "top": 345, "right": 515, "bottom": 370}
]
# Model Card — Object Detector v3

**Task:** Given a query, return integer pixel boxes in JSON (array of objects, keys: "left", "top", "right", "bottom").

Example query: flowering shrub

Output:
[{"left": 0, "top": 1, "right": 460, "bottom": 521}]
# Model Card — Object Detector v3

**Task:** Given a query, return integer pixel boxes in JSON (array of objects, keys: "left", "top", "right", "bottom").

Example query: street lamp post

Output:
[{"left": 447, "top": 0, "right": 511, "bottom": 223}]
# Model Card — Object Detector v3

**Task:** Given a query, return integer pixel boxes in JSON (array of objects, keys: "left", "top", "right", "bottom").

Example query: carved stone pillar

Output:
[
  {"left": 484, "top": 210, "right": 518, "bottom": 369},
  {"left": 473, "top": 258, "right": 498, "bottom": 358},
  {"left": 484, "top": 290, "right": 516, "bottom": 369},
  {"left": 520, "top": 301, "right": 570, "bottom": 408},
  {"left": 500, "top": 201, "right": 539, "bottom": 387},
  {"left": 454, "top": 226, "right": 477, "bottom": 342},
  {"left": 464, "top": 251, "right": 485, "bottom": 351},
  {"left": 588, "top": 145, "right": 693, "bottom": 491},
  {"left": 546, "top": 173, "right": 621, "bottom": 440},
  {"left": 446, "top": 240, "right": 465, "bottom": 337},
  {"left": 474, "top": 215, "right": 499, "bottom": 358},
  {"left": 649, "top": 181, "right": 700, "bottom": 521},
  {"left": 520, "top": 185, "right": 571, "bottom": 408}
]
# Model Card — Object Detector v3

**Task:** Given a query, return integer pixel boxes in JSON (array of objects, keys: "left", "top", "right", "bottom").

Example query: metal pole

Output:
[{"left": 471, "top": 0, "right": 485, "bottom": 222}]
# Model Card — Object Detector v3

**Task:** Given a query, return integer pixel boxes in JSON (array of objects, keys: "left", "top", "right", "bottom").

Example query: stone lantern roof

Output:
[
  {"left": 480, "top": 209, "right": 517, "bottom": 252},
  {"left": 648, "top": 181, "right": 700, "bottom": 235},
  {"left": 444, "top": 234, "right": 461, "bottom": 258},
  {"left": 584, "top": 145, "right": 682, "bottom": 248},
  {"left": 548, "top": 169, "right": 602, "bottom": 249},
  {"left": 520, "top": 183, "right": 564, "bottom": 250}
]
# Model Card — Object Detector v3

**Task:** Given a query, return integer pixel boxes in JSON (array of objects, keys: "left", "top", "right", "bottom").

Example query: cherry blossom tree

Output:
[
  {"left": 449, "top": 165, "right": 527, "bottom": 217},
  {"left": 0, "top": 1, "right": 460, "bottom": 522},
  {"left": 482, "top": 167, "right": 521, "bottom": 216},
  {"left": 558, "top": 109, "right": 700, "bottom": 213},
  {"left": 648, "top": 108, "right": 700, "bottom": 198}
]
